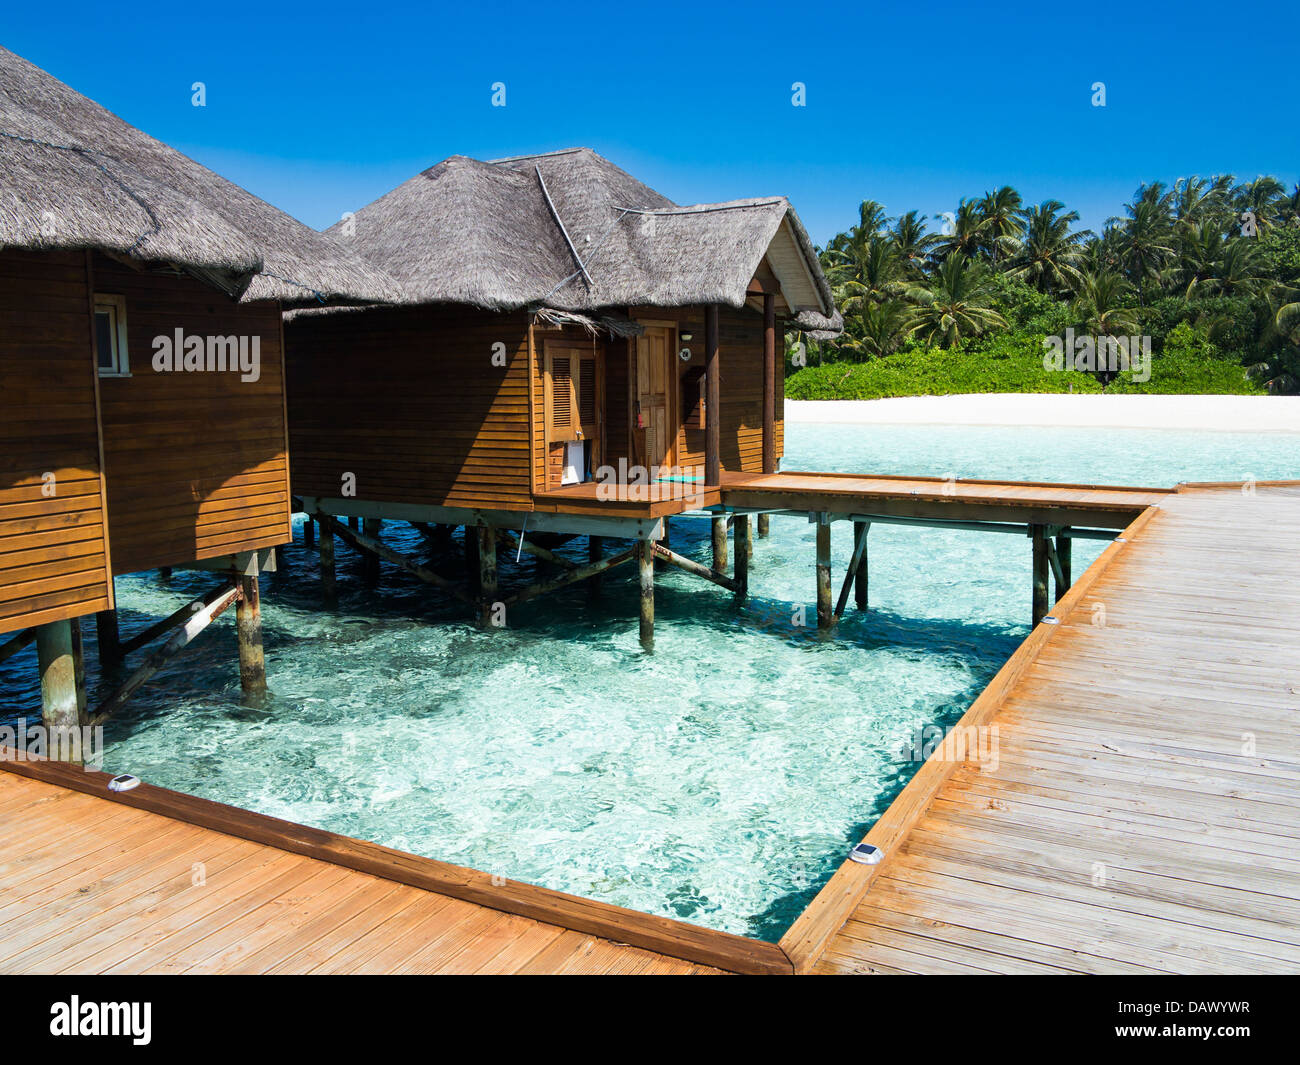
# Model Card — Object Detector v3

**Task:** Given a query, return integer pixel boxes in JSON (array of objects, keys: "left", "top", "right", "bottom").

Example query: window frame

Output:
[{"left": 93, "top": 293, "right": 131, "bottom": 378}]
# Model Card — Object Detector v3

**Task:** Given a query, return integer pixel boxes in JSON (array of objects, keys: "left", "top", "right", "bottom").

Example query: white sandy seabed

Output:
[{"left": 785, "top": 394, "right": 1300, "bottom": 434}]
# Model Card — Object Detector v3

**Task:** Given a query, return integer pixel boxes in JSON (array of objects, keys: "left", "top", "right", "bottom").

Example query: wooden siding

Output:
[
  {"left": 288, "top": 307, "right": 534, "bottom": 511},
  {"left": 628, "top": 305, "right": 784, "bottom": 476},
  {"left": 92, "top": 256, "right": 291, "bottom": 574},
  {"left": 0, "top": 251, "right": 113, "bottom": 634}
]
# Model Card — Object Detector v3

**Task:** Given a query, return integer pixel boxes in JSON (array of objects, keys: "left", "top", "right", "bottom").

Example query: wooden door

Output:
[
  {"left": 544, "top": 341, "right": 601, "bottom": 480},
  {"left": 635, "top": 325, "right": 674, "bottom": 470}
]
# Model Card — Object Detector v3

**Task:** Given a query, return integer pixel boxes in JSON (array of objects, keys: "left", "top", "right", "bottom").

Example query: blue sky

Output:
[{"left": 6, "top": 1, "right": 1297, "bottom": 245}]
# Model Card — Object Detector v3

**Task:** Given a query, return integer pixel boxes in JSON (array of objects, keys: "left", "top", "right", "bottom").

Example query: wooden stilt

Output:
[
  {"left": 816, "top": 516, "right": 832, "bottom": 631},
  {"left": 1031, "top": 524, "right": 1050, "bottom": 627},
  {"left": 734, "top": 515, "right": 751, "bottom": 600},
  {"left": 1056, "top": 533, "right": 1072, "bottom": 601},
  {"left": 362, "top": 519, "right": 381, "bottom": 583},
  {"left": 853, "top": 520, "right": 870, "bottom": 611},
  {"left": 711, "top": 516, "right": 728, "bottom": 574},
  {"left": 95, "top": 607, "right": 121, "bottom": 666},
  {"left": 236, "top": 572, "right": 267, "bottom": 695},
  {"left": 587, "top": 535, "right": 603, "bottom": 597},
  {"left": 465, "top": 525, "right": 480, "bottom": 596},
  {"left": 477, "top": 525, "right": 498, "bottom": 627},
  {"left": 303, "top": 516, "right": 315, "bottom": 549},
  {"left": 319, "top": 519, "right": 336, "bottom": 600},
  {"left": 35, "top": 618, "right": 88, "bottom": 762},
  {"left": 757, "top": 513, "right": 770, "bottom": 539},
  {"left": 638, "top": 541, "right": 655, "bottom": 653},
  {"left": 159, "top": 567, "right": 172, "bottom": 582},
  {"left": 834, "top": 521, "right": 870, "bottom": 621}
]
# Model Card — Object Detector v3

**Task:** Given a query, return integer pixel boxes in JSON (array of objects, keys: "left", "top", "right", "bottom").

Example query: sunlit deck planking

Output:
[
  {"left": 0, "top": 770, "right": 735, "bottom": 975},
  {"left": 793, "top": 482, "right": 1300, "bottom": 975}
]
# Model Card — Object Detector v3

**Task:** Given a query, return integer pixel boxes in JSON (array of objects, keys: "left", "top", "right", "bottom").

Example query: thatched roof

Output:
[
  {"left": 0, "top": 47, "right": 403, "bottom": 307},
  {"left": 327, "top": 147, "right": 842, "bottom": 333}
]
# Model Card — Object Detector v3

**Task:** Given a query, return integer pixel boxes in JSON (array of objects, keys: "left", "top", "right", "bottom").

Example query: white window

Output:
[{"left": 93, "top": 294, "right": 130, "bottom": 377}]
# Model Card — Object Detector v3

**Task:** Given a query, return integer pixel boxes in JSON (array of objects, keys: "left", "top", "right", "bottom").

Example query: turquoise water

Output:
[{"left": 2, "top": 422, "right": 1297, "bottom": 939}]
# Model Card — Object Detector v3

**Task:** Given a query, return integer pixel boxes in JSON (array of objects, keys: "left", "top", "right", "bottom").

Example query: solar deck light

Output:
[{"left": 849, "top": 843, "right": 883, "bottom": 865}]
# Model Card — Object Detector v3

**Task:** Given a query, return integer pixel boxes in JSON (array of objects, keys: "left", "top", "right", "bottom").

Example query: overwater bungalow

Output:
[
  {"left": 285, "top": 147, "right": 842, "bottom": 646},
  {"left": 0, "top": 46, "right": 398, "bottom": 741}
]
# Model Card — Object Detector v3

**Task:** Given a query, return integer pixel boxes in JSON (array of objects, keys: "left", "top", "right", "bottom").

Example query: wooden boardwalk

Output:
[
  {"left": 788, "top": 482, "right": 1300, "bottom": 974},
  {"left": 0, "top": 765, "right": 750, "bottom": 974}
]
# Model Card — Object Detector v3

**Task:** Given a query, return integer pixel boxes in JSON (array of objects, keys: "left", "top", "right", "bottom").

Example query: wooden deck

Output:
[
  {"left": 721, "top": 470, "right": 1171, "bottom": 529},
  {"left": 0, "top": 760, "right": 775, "bottom": 974},
  {"left": 787, "top": 481, "right": 1300, "bottom": 974}
]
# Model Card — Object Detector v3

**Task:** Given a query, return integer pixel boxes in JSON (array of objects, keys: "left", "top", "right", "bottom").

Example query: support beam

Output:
[
  {"left": 853, "top": 520, "right": 870, "bottom": 611},
  {"left": 757, "top": 513, "right": 770, "bottom": 539},
  {"left": 236, "top": 573, "right": 267, "bottom": 695},
  {"left": 762, "top": 291, "right": 776, "bottom": 477},
  {"left": 815, "top": 515, "right": 832, "bottom": 631},
  {"left": 711, "top": 516, "right": 728, "bottom": 574},
  {"left": 118, "top": 584, "right": 230, "bottom": 658},
  {"left": 317, "top": 512, "right": 471, "bottom": 604},
  {"left": 1031, "top": 524, "right": 1050, "bottom": 627},
  {"left": 362, "top": 519, "right": 381, "bottom": 583},
  {"left": 0, "top": 626, "right": 37, "bottom": 665},
  {"left": 500, "top": 545, "right": 636, "bottom": 609},
  {"left": 705, "top": 304, "right": 720, "bottom": 487},
  {"left": 734, "top": 514, "right": 751, "bottom": 600},
  {"left": 95, "top": 606, "right": 121, "bottom": 666},
  {"left": 834, "top": 521, "right": 870, "bottom": 620},
  {"left": 638, "top": 541, "right": 655, "bottom": 653},
  {"left": 36, "top": 619, "right": 87, "bottom": 759},
  {"left": 477, "top": 525, "right": 498, "bottom": 628},
  {"left": 91, "top": 585, "right": 240, "bottom": 727},
  {"left": 651, "top": 543, "right": 739, "bottom": 593},
  {"left": 464, "top": 525, "right": 480, "bottom": 596},
  {"left": 496, "top": 529, "right": 578, "bottom": 571},
  {"left": 319, "top": 520, "right": 336, "bottom": 600},
  {"left": 1056, "top": 533, "right": 1073, "bottom": 601}
]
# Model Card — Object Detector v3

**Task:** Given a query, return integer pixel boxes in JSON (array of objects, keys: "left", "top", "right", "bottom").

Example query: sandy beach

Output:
[{"left": 786, "top": 394, "right": 1300, "bottom": 433}]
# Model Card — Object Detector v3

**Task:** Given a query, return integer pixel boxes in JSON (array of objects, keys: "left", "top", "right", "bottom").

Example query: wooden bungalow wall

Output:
[
  {"left": 91, "top": 256, "right": 292, "bottom": 575},
  {"left": 0, "top": 250, "right": 113, "bottom": 635},
  {"left": 286, "top": 306, "right": 534, "bottom": 511}
]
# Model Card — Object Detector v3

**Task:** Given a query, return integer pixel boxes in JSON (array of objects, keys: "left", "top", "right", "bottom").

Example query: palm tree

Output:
[
  {"left": 931, "top": 200, "right": 986, "bottom": 262},
  {"left": 976, "top": 185, "right": 1024, "bottom": 265},
  {"left": 834, "top": 236, "right": 917, "bottom": 311},
  {"left": 1186, "top": 237, "right": 1270, "bottom": 299},
  {"left": 889, "top": 210, "right": 934, "bottom": 278},
  {"left": 1247, "top": 299, "right": 1300, "bottom": 394},
  {"left": 1073, "top": 270, "right": 1140, "bottom": 337},
  {"left": 1010, "top": 200, "right": 1088, "bottom": 296},
  {"left": 835, "top": 300, "right": 915, "bottom": 359},
  {"left": 1120, "top": 197, "right": 1177, "bottom": 304},
  {"left": 1234, "top": 176, "right": 1286, "bottom": 232},
  {"left": 908, "top": 254, "right": 1007, "bottom": 348}
]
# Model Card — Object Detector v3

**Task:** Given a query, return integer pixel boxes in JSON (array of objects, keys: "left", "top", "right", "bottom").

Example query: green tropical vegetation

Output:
[{"left": 790, "top": 176, "right": 1300, "bottom": 398}]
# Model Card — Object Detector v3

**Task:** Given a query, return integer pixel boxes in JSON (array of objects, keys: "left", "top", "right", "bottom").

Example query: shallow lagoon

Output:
[{"left": 3, "top": 421, "right": 1296, "bottom": 939}]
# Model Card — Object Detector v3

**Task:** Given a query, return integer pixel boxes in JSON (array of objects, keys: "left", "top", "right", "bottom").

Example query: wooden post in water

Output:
[
  {"left": 587, "top": 535, "right": 603, "bottom": 598},
  {"left": 477, "top": 525, "right": 498, "bottom": 628},
  {"left": 638, "top": 540, "right": 655, "bottom": 653},
  {"left": 362, "top": 519, "right": 381, "bottom": 583},
  {"left": 95, "top": 605, "right": 121, "bottom": 667},
  {"left": 319, "top": 520, "right": 336, "bottom": 600},
  {"left": 757, "top": 513, "right": 770, "bottom": 539},
  {"left": 816, "top": 515, "right": 832, "bottom": 631},
  {"left": 734, "top": 514, "right": 751, "bottom": 601},
  {"left": 159, "top": 567, "right": 172, "bottom": 583},
  {"left": 303, "top": 516, "right": 315, "bottom": 549},
  {"left": 711, "top": 516, "right": 728, "bottom": 574},
  {"left": 1055, "top": 532, "right": 1072, "bottom": 601},
  {"left": 236, "top": 571, "right": 267, "bottom": 695},
  {"left": 1031, "top": 524, "right": 1050, "bottom": 627},
  {"left": 35, "top": 618, "right": 87, "bottom": 761},
  {"left": 464, "top": 525, "right": 481, "bottom": 596},
  {"left": 853, "top": 520, "right": 870, "bottom": 610}
]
